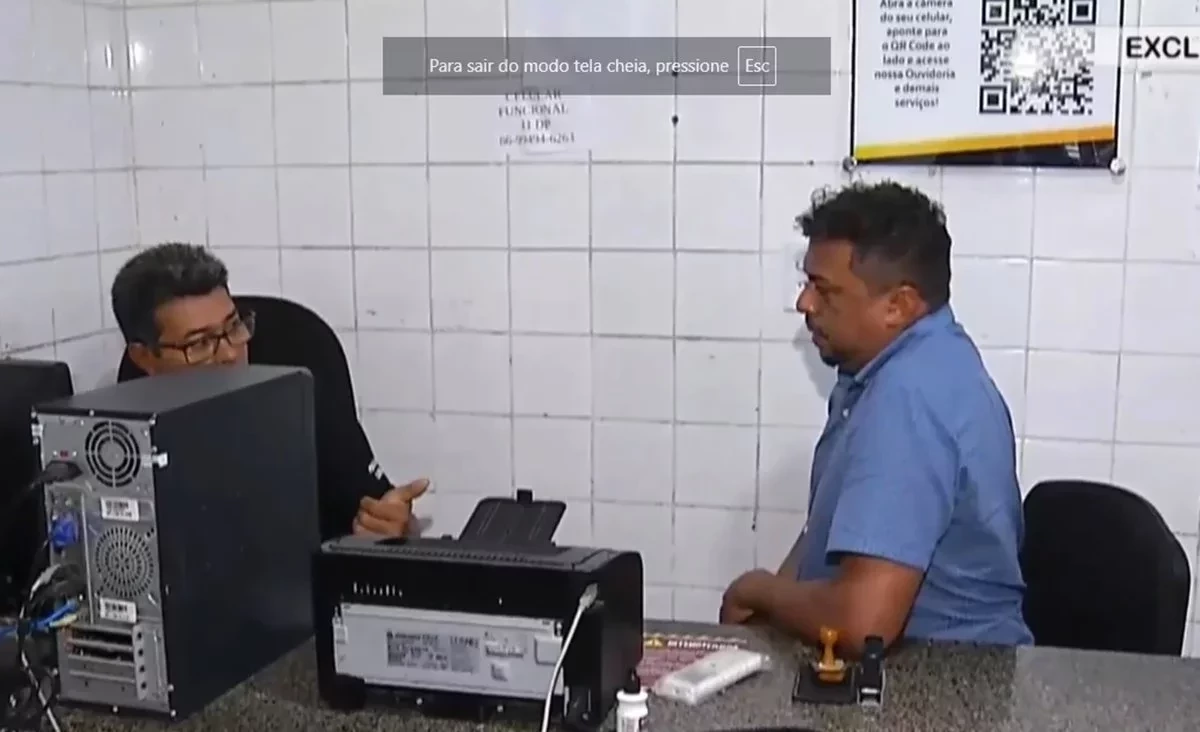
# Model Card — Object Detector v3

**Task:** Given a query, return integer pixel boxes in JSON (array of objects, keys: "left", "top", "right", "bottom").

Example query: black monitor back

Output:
[{"left": 0, "top": 358, "right": 74, "bottom": 612}]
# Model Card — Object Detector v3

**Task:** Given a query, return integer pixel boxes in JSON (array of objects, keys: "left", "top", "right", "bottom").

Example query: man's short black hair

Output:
[
  {"left": 111, "top": 242, "right": 230, "bottom": 344},
  {"left": 797, "top": 180, "right": 952, "bottom": 308}
]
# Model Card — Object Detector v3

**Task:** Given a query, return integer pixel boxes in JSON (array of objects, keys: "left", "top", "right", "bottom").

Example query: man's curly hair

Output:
[{"left": 797, "top": 181, "right": 952, "bottom": 307}]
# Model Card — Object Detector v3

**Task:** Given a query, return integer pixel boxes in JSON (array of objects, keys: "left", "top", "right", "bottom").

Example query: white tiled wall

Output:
[
  {"left": 0, "top": 0, "right": 134, "bottom": 390},
  {"left": 3, "top": 0, "right": 1200, "bottom": 651}
]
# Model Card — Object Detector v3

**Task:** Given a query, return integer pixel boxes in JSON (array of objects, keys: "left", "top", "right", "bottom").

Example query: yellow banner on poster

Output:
[{"left": 854, "top": 125, "right": 1116, "bottom": 161}]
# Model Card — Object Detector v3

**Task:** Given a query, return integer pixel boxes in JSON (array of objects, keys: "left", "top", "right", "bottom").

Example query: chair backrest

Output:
[
  {"left": 116, "top": 294, "right": 358, "bottom": 468},
  {"left": 118, "top": 295, "right": 368, "bottom": 541},
  {"left": 119, "top": 295, "right": 351, "bottom": 388},
  {"left": 1020, "top": 479, "right": 1191, "bottom": 655}
]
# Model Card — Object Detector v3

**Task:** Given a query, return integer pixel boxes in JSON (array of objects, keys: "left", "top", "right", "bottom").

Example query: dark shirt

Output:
[
  {"left": 116, "top": 362, "right": 389, "bottom": 541},
  {"left": 311, "top": 389, "right": 391, "bottom": 539}
]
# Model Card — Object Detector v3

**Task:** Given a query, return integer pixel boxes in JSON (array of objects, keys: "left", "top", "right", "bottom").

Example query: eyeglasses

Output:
[{"left": 157, "top": 309, "right": 256, "bottom": 365}]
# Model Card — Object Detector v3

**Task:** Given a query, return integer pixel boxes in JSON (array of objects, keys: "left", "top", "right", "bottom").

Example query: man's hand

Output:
[
  {"left": 352, "top": 478, "right": 429, "bottom": 537},
  {"left": 719, "top": 568, "right": 776, "bottom": 625}
]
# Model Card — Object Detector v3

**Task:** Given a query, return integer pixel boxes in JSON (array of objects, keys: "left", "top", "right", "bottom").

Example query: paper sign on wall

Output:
[{"left": 502, "top": 0, "right": 587, "bottom": 157}]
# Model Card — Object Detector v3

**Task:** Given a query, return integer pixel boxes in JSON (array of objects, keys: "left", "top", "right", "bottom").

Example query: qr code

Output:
[{"left": 978, "top": 0, "right": 1098, "bottom": 116}]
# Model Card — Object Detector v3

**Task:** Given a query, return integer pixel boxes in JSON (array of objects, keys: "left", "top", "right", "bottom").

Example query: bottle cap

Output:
[{"left": 622, "top": 670, "right": 642, "bottom": 694}]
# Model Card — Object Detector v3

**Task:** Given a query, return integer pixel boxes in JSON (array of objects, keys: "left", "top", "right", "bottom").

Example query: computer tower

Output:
[
  {"left": 32, "top": 365, "right": 320, "bottom": 720},
  {"left": 0, "top": 358, "right": 74, "bottom": 613}
]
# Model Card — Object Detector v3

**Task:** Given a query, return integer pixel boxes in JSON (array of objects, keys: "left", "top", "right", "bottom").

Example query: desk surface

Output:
[{"left": 57, "top": 621, "right": 1200, "bottom": 732}]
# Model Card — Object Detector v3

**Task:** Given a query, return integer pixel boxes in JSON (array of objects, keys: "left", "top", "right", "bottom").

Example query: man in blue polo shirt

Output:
[{"left": 720, "top": 181, "right": 1032, "bottom": 653}]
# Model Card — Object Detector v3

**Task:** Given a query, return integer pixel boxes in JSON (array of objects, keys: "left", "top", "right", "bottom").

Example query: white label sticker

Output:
[
  {"left": 100, "top": 497, "right": 140, "bottom": 522},
  {"left": 98, "top": 597, "right": 137, "bottom": 624}
]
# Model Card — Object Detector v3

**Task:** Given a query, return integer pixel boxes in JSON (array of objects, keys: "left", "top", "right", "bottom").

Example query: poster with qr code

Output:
[{"left": 850, "top": 0, "right": 1125, "bottom": 167}]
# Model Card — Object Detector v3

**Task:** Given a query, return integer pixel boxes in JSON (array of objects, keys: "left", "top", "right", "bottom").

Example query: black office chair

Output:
[
  {"left": 1020, "top": 479, "right": 1192, "bottom": 655},
  {"left": 118, "top": 296, "right": 370, "bottom": 535},
  {"left": 118, "top": 295, "right": 356, "bottom": 410}
]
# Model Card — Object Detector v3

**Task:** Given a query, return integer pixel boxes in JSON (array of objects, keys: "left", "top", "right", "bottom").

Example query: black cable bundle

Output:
[
  {"left": 1, "top": 636, "right": 58, "bottom": 732},
  {"left": 1, "top": 564, "right": 84, "bottom": 732},
  {"left": 1, "top": 462, "right": 86, "bottom": 732},
  {"left": 0, "top": 642, "right": 35, "bottom": 731}
]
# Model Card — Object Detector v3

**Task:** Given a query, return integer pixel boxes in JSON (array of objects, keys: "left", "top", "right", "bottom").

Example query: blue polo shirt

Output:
[{"left": 796, "top": 305, "right": 1032, "bottom": 645}]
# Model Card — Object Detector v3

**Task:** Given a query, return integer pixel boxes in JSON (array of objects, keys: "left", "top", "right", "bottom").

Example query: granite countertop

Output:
[{"left": 57, "top": 620, "right": 1200, "bottom": 732}]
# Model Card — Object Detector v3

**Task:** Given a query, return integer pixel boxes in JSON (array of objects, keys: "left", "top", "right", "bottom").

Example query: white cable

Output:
[
  {"left": 17, "top": 648, "right": 63, "bottom": 732},
  {"left": 25, "top": 565, "right": 61, "bottom": 606},
  {"left": 539, "top": 584, "right": 599, "bottom": 732}
]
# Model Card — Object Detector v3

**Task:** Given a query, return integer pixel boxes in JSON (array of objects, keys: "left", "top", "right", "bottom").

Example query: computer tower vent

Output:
[
  {"left": 93, "top": 525, "right": 158, "bottom": 600},
  {"left": 83, "top": 420, "right": 140, "bottom": 488}
]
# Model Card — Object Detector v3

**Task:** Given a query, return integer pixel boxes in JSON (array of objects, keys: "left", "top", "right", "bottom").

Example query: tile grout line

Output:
[
  {"left": 421, "top": 0, "right": 437, "bottom": 441},
  {"left": 262, "top": 1, "right": 285, "bottom": 309},
  {"left": 503, "top": 0, "right": 515, "bottom": 503},
  {"left": 1108, "top": 56, "right": 1138, "bottom": 483},
  {"left": 1017, "top": 171, "right": 1038, "bottom": 482},
  {"left": 586, "top": 146, "right": 596, "bottom": 540},
  {"left": 340, "top": 0, "right": 361, "bottom": 394},
  {"left": 13, "top": 157, "right": 1200, "bottom": 174},
  {"left": 668, "top": 0, "right": 679, "bottom": 618},
  {"left": 31, "top": 0, "right": 53, "bottom": 348},
  {"left": 192, "top": 2, "right": 210, "bottom": 258},
  {"left": 750, "top": 0, "right": 768, "bottom": 569},
  {"left": 80, "top": 4, "right": 109, "bottom": 336},
  {"left": 10, "top": 234, "right": 1200, "bottom": 267}
]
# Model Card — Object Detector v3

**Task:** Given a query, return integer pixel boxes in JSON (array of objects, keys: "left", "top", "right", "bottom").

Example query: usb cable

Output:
[{"left": 539, "top": 584, "right": 599, "bottom": 732}]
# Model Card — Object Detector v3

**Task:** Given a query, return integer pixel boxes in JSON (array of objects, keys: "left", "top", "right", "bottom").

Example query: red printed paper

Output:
[{"left": 636, "top": 632, "right": 748, "bottom": 687}]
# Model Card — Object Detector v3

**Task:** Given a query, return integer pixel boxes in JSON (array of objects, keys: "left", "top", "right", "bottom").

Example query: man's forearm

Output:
[
  {"left": 745, "top": 560, "right": 917, "bottom": 658},
  {"left": 748, "top": 575, "right": 848, "bottom": 649}
]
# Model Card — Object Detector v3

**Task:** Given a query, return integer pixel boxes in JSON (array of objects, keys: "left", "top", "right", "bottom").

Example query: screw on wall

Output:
[{"left": 672, "top": 67, "right": 679, "bottom": 125}]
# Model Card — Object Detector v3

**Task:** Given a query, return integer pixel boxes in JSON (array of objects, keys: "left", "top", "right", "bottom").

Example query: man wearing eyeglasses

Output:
[{"left": 109, "top": 242, "right": 428, "bottom": 541}]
